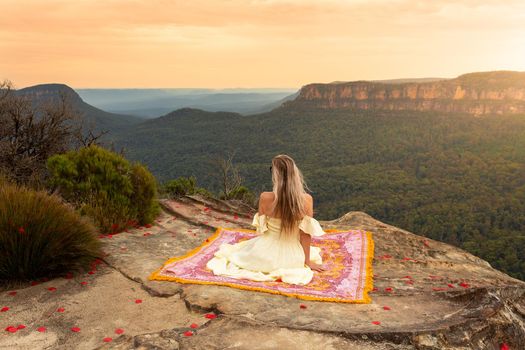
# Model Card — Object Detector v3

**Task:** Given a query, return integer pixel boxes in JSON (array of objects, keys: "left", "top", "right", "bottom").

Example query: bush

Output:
[
  {"left": 164, "top": 176, "right": 197, "bottom": 196},
  {"left": 224, "top": 186, "right": 256, "bottom": 206},
  {"left": 163, "top": 176, "right": 214, "bottom": 198},
  {"left": 0, "top": 182, "right": 102, "bottom": 281},
  {"left": 46, "top": 145, "right": 159, "bottom": 233}
]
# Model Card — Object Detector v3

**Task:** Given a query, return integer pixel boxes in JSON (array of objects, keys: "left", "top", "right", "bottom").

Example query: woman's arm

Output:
[{"left": 299, "top": 194, "right": 314, "bottom": 264}]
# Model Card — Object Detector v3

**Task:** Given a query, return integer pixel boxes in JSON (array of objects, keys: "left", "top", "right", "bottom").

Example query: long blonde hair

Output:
[{"left": 269, "top": 154, "right": 311, "bottom": 237}]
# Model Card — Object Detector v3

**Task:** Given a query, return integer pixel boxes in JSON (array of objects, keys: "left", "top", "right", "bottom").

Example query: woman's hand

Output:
[{"left": 306, "top": 261, "right": 326, "bottom": 272}]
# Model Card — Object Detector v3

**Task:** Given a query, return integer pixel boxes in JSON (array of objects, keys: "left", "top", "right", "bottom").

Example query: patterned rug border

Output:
[{"left": 148, "top": 227, "right": 375, "bottom": 304}]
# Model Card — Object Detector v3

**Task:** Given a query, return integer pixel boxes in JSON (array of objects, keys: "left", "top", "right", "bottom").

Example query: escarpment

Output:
[{"left": 282, "top": 71, "right": 525, "bottom": 115}]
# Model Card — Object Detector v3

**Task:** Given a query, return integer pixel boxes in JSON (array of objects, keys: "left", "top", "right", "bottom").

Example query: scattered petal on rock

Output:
[
  {"left": 57, "top": 307, "right": 65, "bottom": 313},
  {"left": 37, "top": 327, "right": 47, "bottom": 332},
  {"left": 204, "top": 313, "right": 217, "bottom": 319},
  {"left": 80, "top": 282, "right": 88, "bottom": 286},
  {"left": 382, "top": 306, "right": 391, "bottom": 310},
  {"left": 47, "top": 287, "right": 57, "bottom": 292},
  {"left": 135, "top": 299, "right": 142, "bottom": 304},
  {"left": 500, "top": 343, "right": 509, "bottom": 350},
  {"left": 447, "top": 284, "right": 455, "bottom": 288},
  {"left": 1, "top": 306, "right": 9, "bottom": 312},
  {"left": 103, "top": 337, "right": 113, "bottom": 342},
  {"left": 71, "top": 327, "right": 81, "bottom": 333},
  {"left": 115, "top": 328, "right": 124, "bottom": 335},
  {"left": 372, "top": 321, "right": 381, "bottom": 325},
  {"left": 7, "top": 291, "right": 17, "bottom": 296},
  {"left": 190, "top": 323, "right": 198, "bottom": 329},
  {"left": 183, "top": 331, "right": 193, "bottom": 336},
  {"left": 299, "top": 304, "right": 307, "bottom": 309},
  {"left": 5, "top": 326, "right": 17, "bottom": 333},
  {"left": 17, "top": 324, "right": 26, "bottom": 330},
  {"left": 385, "top": 287, "right": 393, "bottom": 292}
]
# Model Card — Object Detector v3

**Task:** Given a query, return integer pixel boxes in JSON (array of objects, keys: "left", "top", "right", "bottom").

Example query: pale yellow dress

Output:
[{"left": 206, "top": 212, "right": 325, "bottom": 285}]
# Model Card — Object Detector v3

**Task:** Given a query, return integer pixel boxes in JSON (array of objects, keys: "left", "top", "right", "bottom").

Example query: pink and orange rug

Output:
[{"left": 149, "top": 227, "right": 374, "bottom": 303}]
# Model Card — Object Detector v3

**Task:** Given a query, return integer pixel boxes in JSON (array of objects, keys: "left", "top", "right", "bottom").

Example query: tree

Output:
[
  {"left": 210, "top": 151, "right": 243, "bottom": 200},
  {"left": 0, "top": 79, "right": 106, "bottom": 187}
]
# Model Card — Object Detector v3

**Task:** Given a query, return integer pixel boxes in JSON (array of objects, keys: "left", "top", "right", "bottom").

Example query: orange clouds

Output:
[{"left": 1, "top": 0, "right": 525, "bottom": 88}]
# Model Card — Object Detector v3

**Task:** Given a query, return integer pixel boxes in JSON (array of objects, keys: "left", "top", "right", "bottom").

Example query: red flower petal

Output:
[
  {"left": 5, "top": 326, "right": 17, "bottom": 333},
  {"left": 183, "top": 331, "right": 193, "bottom": 336},
  {"left": 64, "top": 272, "right": 74, "bottom": 279},
  {"left": 275, "top": 278, "right": 283, "bottom": 282},
  {"left": 71, "top": 327, "right": 81, "bottom": 332},
  {"left": 382, "top": 306, "right": 391, "bottom": 310},
  {"left": 103, "top": 337, "right": 113, "bottom": 343},
  {"left": 7, "top": 291, "right": 17, "bottom": 296},
  {"left": 299, "top": 304, "right": 307, "bottom": 309},
  {"left": 18, "top": 227, "right": 25, "bottom": 234},
  {"left": 17, "top": 324, "right": 26, "bottom": 330},
  {"left": 135, "top": 299, "right": 142, "bottom": 304},
  {"left": 233, "top": 215, "right": 239, "bottom": 220},
  {"left": 30, "top": 281, "right": 40, "bottom": 286},
  {"left": 459, "top": 282, "right": 470, "bottom": 288},
  {"left": 372, "top": 321, "right": 381, "bottom": 325},
  {"left": 47, "top": 287, "right": 57, "bottom": 292},
  {"left": 37, "top": 326, "right": 47, "bottom": 332},
  {"left": 385, "top": 287, "right": 393, "bottom": 292},
  {"left": 80, "top": 281, "right": 88, "bottom": 286},
  {"left": 190, "top": 323, "right": 198, "bottom": 329},
  {"left": 88, "top": 271, "right": 95, "bottom": 275},
  {"left": 447, "top": 284, "right": 455, "bottom": 288},
  {"left": 145, "top": 224, "right": 152, "bottom": 228},
  {"left": 115, "top": 328, "right": 124, "bottom": 335},
  {"left": 500, "top": 343, "right": 510, "bottom": 350},
  {"left": 423, "top": 240, "right": 430, "bottom": 247},
  {"left": 57, "top": 307, "right": 65, "bottom": 313},
  {"left": 1, "top": 307, "right": 9, "bottom": 312},
  {"left": 204, "top": 313, "right": 217, "bottom": 319}
]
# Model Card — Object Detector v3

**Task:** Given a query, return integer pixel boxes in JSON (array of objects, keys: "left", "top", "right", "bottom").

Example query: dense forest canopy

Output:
[{"left": 110, "top": 108, "right": 525, "bottom": 280}]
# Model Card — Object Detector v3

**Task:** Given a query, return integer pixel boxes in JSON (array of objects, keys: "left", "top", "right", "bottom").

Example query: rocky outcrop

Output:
[
  {"left": 282, "top": 71, "right": 525, "bottom": 115},
  {"left": 1, "top": 195, "right": 523, "bottom": 349}
]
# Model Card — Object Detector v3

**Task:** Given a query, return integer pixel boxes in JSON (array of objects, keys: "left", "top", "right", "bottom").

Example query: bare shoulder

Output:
[
  {"left": 260, "top": 191, "right": 274, "bottom": 202},
  {"left": 304, "top": 193, "right": 313, "bottom": 202}
]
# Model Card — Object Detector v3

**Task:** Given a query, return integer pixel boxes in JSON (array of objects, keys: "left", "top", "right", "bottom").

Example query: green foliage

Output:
[
  {"left": 224, "top": 185, "right": 256, "bottom": 207},
  {"left": 110, "top": 109, "right": 525, "bottom": 280},
  {"left": 164, "top": 176, "right": 197, "bottom": 196},
  {"left": 0, "top": 182, "right": 102, "bottom": 281},
  {"left": 46, "top": 145, "right": 159, "bottom": 233},
  {"left": 163, "top": 175, "right": 214, "bottom": 198}
]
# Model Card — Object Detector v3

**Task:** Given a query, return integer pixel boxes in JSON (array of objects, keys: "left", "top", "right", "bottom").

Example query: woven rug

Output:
[{"left": 149, "top": 227, "right": 374, "bottom": 303}]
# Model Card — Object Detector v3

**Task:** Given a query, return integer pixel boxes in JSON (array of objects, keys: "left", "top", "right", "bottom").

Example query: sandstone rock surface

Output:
[{"left": 1, "top": 195, "right": 523, "bottom": 349}]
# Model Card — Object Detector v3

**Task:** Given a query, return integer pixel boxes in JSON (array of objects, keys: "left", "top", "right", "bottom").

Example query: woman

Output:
[{"left": 206, "top": 154, "right": 326, "bottom": 285}]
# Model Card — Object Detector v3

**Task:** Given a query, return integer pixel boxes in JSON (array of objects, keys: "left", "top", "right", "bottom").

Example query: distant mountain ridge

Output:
[
  {"left": 17, "top": 83, "right": 143, "bottom": 131},
  {"left": 283, "top": 71, "right": 525, "bottom": 115},
  {"left": 76, "top": 88, "right": 297, "bottom": 118}
]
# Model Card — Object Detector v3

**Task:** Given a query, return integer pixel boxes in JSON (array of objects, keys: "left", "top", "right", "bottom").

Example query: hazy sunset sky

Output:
[{"left": 2, "top": 0, "right": 525, "bottom": 88}]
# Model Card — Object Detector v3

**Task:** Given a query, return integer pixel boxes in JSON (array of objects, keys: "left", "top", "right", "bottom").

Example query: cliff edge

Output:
[
  {"left": 1, "top": 195, "right": 523, "bottom": 349},
  {"left": 282, "top": 71, "right": 525, "bottom": 115}
]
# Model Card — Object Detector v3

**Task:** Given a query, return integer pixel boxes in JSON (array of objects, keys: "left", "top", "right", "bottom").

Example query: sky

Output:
[{"left": 1, "top": 0, "right": 525, "bottom": 88}]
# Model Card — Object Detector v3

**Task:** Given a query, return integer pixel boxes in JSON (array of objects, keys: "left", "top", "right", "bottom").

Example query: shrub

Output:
[
  {"left": 224, "top": 186, "right": 256, "bottom": 207},
  {"left": 46, "top": 145, "right": 159, "bottom": 233},
  {"left": 164, "top": 176, "right": 197, "bottom": 196},
  {"left": 163, "top": 176, "right": 215, "bottom": 198},
  {"left": 0, "top": 182, "right": 102, "bottom": 281}
]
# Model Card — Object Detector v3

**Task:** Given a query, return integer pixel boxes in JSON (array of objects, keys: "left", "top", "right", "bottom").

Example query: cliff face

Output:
[{"left": 283, "top": 71, "right": 525, "bottom": 115}]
